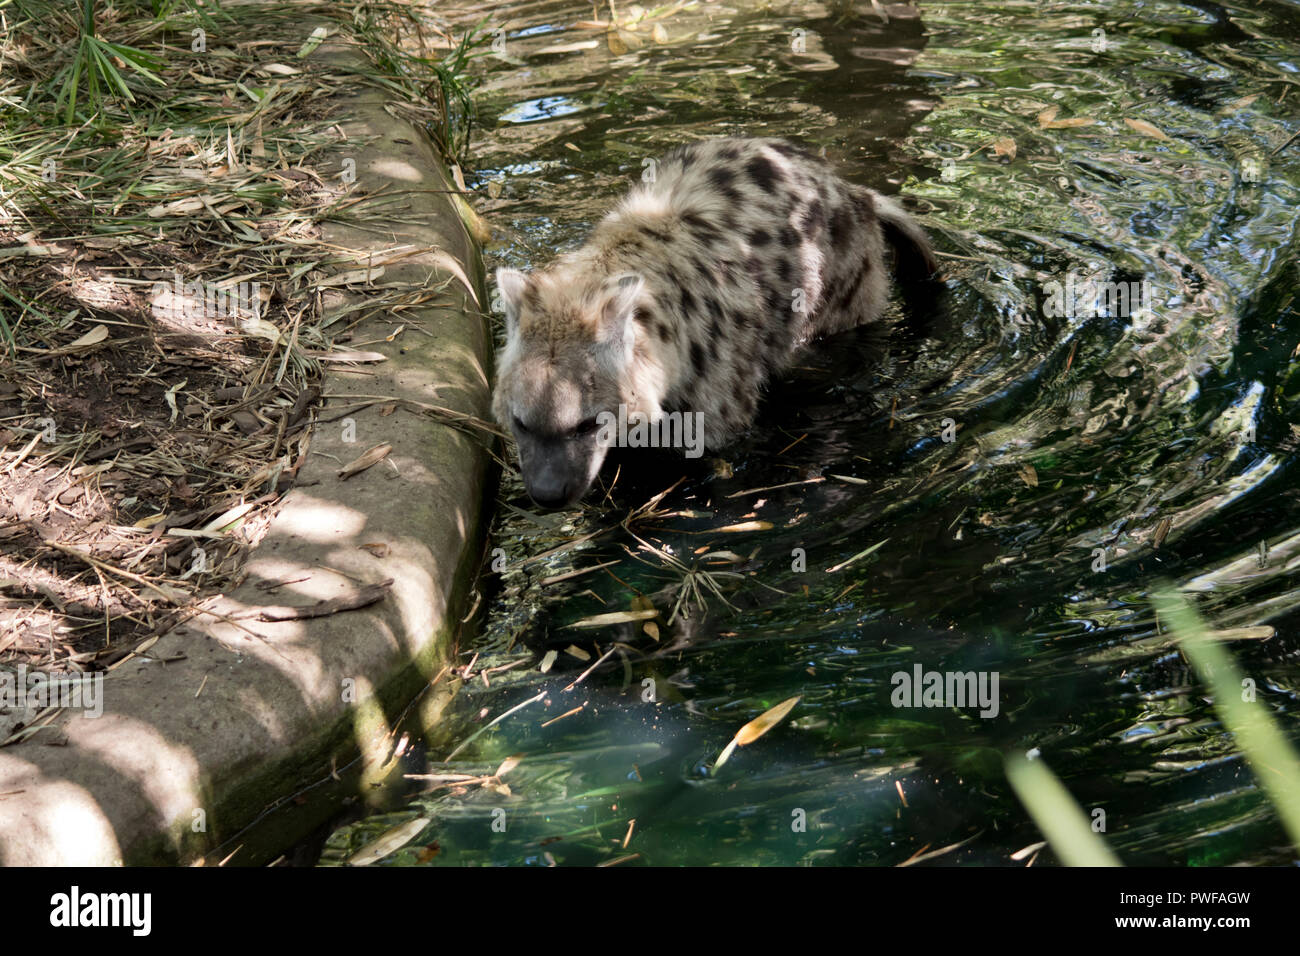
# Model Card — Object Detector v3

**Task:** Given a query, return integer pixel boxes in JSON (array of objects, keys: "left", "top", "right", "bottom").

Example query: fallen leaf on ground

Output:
[{"left": 338, "top": 443, "right": 392, "bottom": 480}]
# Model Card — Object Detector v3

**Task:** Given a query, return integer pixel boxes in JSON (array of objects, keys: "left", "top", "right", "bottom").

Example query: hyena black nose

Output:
[{"left": 526, "top": 480, "right": 571, "bottom": 510}]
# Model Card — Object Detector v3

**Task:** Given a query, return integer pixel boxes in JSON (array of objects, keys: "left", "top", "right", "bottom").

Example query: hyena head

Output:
[{"left": 492, "top": 266, "right": 647, "bottom": 508}]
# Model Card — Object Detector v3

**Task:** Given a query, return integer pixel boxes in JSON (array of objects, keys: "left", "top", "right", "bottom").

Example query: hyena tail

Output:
[{"left": 875, "top": 195, "right": 939, "bottom": 285}]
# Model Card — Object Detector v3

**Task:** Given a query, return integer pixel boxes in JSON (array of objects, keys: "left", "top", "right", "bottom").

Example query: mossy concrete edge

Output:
[{"left": 0, "top": 33, "right": 494, "bottom": 866}]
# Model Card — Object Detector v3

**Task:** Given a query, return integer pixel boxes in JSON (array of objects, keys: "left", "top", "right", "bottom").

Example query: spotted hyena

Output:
[{"left": 493, "top": 137, "right": 937, "bottom": 508}]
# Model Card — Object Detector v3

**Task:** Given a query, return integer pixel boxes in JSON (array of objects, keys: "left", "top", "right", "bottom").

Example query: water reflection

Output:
[{"left": 321, "top": 0, "right": 1300, "bottom": 866}]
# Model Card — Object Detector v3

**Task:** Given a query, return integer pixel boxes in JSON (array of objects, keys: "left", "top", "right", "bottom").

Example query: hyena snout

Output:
[{"left": 515, "top": 433, "right": 608, "bottom": 509}]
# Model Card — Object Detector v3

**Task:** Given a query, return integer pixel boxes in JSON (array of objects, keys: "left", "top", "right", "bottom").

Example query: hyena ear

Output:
[
  {"left": 597, "top": 273, "right": 645, "bottom": 358},
  {"left": 496, "top": 267, "right": 530, "bottom": 338}
]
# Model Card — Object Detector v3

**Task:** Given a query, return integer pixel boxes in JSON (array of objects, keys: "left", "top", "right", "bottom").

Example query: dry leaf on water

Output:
[
  {"left": 565, "top": 608, "right": 658, "bottom": 628},
  {"left": 1209, "top": 626, "right": 1274, "bottom": 641},
  {"left": 1206, "top": 624, "right": 1279, "bottom": 639},
  {"left": 535, "top": 40, "right": 600, "bottom": 55},
  {"left": 346, "top": 816, "right": 430, "bottom": 866},
  {"left": 713, "top": 520, "right": 773, "bottom": 533},
  {"left": 825, "top": 537, "right": 888, "bottom": 573},
  {"left": 495, "top": 754, "right": 522, "bottom": 777},
  {"left": 1037, "top": 106, "right": 1095, "bottom": 129},
  {"left": 714, "top": 695, "right": 801, "bottom": 769},
  {"left": 1124, "top": 118, "right": 1170, "bottom": 140}
]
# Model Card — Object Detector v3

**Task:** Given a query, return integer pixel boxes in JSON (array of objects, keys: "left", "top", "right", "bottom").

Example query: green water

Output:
[{"left": 320, "top": 0, "right": 1300, "bottom": 866}]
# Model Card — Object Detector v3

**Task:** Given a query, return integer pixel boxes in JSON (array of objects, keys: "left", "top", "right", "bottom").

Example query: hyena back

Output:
[{"left": 494, "top": 137, "right": 937, "bottom": 507}]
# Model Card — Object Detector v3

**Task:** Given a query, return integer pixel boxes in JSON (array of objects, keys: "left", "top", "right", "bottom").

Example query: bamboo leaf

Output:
[
  {"left": 734, "top": 695, "right": 802, "bottom": 746},
  {"left": 345, "top": 816, "right": 431, "bottom": 866},
  {"left": 565, "top": 608, "right": 658, "bottom": 628},
  {"left": 338, "top": 443, "right": 393, "bottom": 480}
]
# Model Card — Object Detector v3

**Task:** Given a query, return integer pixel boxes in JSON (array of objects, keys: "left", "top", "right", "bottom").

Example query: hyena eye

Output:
[
  {"left": 512, "top": 415, "right": 531, "bottom": 435},
  {"left": 572, "top": 416, "right": 600, "bottom": 437}
]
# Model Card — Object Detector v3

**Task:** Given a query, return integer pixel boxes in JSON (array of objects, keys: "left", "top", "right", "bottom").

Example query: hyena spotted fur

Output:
[{"left": 494, "top": 137, "right": 937, "bottom": 508}]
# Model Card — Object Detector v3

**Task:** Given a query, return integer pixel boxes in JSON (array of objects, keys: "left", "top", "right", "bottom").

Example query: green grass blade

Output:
[
  {"left": 1005, "top": 753, "right": 1122, "bottom": 866},
  {"left": 1154, "top": 589, "right": 1300, "bottom": 848}
]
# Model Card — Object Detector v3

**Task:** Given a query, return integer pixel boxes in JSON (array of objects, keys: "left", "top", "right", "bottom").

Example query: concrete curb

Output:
[{"left": 0, "top": 33, "right": 493, "bottom": 865}]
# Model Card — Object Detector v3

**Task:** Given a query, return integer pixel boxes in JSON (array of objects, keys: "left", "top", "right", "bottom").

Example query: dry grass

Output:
[{"left": 0, "top": 0, "right": 486, "bottom": 672}]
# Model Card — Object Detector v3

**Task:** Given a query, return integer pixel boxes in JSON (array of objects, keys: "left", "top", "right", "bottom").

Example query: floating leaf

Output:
[
  {"left": 826, "top": 537, "right": 889, "bottom": 573},
  {"left": 535, "top": 40, "right": 600, "bottom": 54},
  {"left": 713, "top": 520, "right": 773, "bottom": 533},
  {"left": 1124, "top": 118, "right": 1170, "bottom": 140},
  {"left": 735, "top": 696, "right": 802, "bottom": 745},
  {"left": 1038, "top": 106, "right": 1095, "bottom": 129},
  {"left": 1209, "top": 626, "right": 1274, "bottom": 641},
  {"left": 1018, "top": 464, "right": 1038, "bottom": 488},
  {"left": 1044, "top": 117, "right": 1095, "bottom": 129},
  {"left": 345, "top": 816, "right": 430, "bottom": 866},
  {"left": 1219, "top": 93, "right": 1260, "bottom": 114},
  {"left": 700, "top": 550, "right": 745, "bottom": 563},
  {"left": 714, "top": 696, "right": 801, "bottom": 769},
  {"left": 495, "top": 754, "right": 522, "bottom": 777},
  {"left": 565, "top": 609, "right": 658, "bottom": 628},
  {"left": 991, "top": 137, "right": 1017, "bottom": 160}
]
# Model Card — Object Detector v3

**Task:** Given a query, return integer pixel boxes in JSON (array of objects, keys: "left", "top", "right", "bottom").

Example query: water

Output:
[{"left": 318, "top": 0, "right": 1300, "bottom": 866}]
